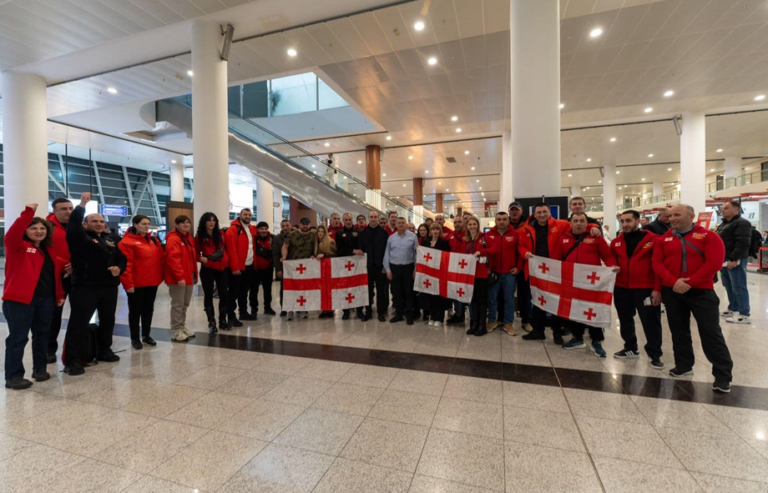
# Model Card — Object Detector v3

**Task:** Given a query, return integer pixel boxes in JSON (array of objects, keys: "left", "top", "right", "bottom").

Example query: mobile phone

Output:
[{"left": 643, "top": 297, "right": 652, "bottom": 306}]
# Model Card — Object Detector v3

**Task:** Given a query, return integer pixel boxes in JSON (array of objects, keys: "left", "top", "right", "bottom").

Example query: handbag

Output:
[{"left": 207, "top": 245, "right": 225, "bottom": 262}]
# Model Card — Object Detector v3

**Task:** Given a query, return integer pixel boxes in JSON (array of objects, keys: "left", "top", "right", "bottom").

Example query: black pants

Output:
[
  {"left": 250, "top": 267, "right": 273, "bottom": 313},
  {"left": 662, "top": 287, "right": 734, "bottom": 382},
  {"left": 614, "top": 286, "right": 662, "bottom": 358},
  {"left": 390, "top": 264, "right": 415, "bottom": 317},
  {"left": 568, "top": 321, "right": 604, "bottom": 342},
  {"left": 227, "top": 265, "right": 253, "bottom": 318},
  {"left": 63, "top": 284, "right": 118, "bottom": 365},
  {"left": 367, "top": 268, "right": 390, "bottom": 316},
  {"left": 470, "top": 277, "right": 488, "bottom": 324},
  {"left": 531, "top": 305, "right": 563, "bottom": 337},
  {"left": 279, "top": 277, "right": 284, "bottom": 309},
  {"left": 516, "top": 271, "right": 531, "bottom": 324},
  {"left": 201, "top": 266, "right": 228, "bottom": 322},
  {"left": 126, "top": 286, "right": 158, "bottom": 340},
  {"left": 48, "top": 275, "right": 71, "bottom": 355}
]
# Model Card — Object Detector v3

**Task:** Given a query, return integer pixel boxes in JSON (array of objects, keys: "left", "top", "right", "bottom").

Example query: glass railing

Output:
[
  {"left": 639, "top": 191, "right": 681, "bottom": 206},
  {"left": 174, "top": 95, "right": 415, "bottom": 219},
  {"left": 706, "top": 171, "right": 768, "bottom": 193}
]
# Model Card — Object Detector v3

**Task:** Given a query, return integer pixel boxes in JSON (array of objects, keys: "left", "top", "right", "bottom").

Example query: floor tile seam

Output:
[
  {"left": 699, "top": 402, "right": 768, "bottom": 463},
  {"left": 501, "top": 435, "right": 587, "bottom": 455},
  {"left": 622, "top": 395, "right": 689, "bottom": 471},
  {"left": 414, "top": 470, "right": 505, "bottom": 493},
  {"left": 407, "top": 380, "right": 446, "bottom": 492}
]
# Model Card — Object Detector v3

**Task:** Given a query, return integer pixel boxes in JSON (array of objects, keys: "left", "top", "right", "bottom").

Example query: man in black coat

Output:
[
  {"left": 355, "top": 210, "right": 390, "bottom": 322},
  {"left": 645, "top": 208, "right": 671, "bottom": 236},
  {"left": 336, "top": 213, "right": 364, "bottom": 320},
  {"left": 716, "top": 200, "right": 753, "bottom": 324}
]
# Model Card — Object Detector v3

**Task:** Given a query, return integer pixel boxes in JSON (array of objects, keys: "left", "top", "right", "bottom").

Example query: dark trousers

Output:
[
  {"left": 662, "top": 287, "right": 734, "bottom": 382},
  {"left": 4, "top": 297, "right": 54, "bottom": 381},
  {"left": 531, "top": 305, "right": 563, "bottom": 337},
  {"left": 48, "top": 275, "right": 71, "bottom": 355},
  {"left": 614, "top": 286, "right": 662, "bottom": 358},
  {"left": 279, "top": 277, "right": 284, "bottom": 309},
  {"left": 367, "top": 268, "right": 389, "bottom": 316},
  {"left": 63, "top": 285, "right": 118, "bottom": 365},
  {"left": 200, "top": 266, "right": 228, "bottom": 321},
  {"left": 126, "top": 286, "right": 158, "bottom": 340},
  {"left": 470, "top": 277, "right": 489, "bottom": 323},
  {"left": 390, "top": 264, "right": 415, "bottom": 317},
  {"left": 250, "top": 267, "right": 273, "bottom": 312},
  {"left": 516, "top": 271, "right": 532, "bottom": 324},
  {"left": 227, "top": 265, "right": 253, "bottom": 318},
  {"left": 421, "top": 293, "right": 447, "bottom": 322},
  {"left": 568, "top": 321, "right": 604, "bottom": 342}
]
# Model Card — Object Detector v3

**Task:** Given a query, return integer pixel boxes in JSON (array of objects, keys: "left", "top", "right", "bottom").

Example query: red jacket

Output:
[
  {"left": 520, "top": 217, "right": 572, "bottom": 259},
  {"left": 463, "top": 232, "right": 499, "bottom": 279},
  {"left": 45, "top": 212, "right": 70, "bottom": 269},
  {"left": 118, "top": 231, "right": 165, "bottom": 290},
  {"left": 610, "top": 230, "right": 660, "bottom": 290},
  {"left": 328, "top": 225, "right": 343, "bottom": 239},
  {"left": 447, "top": 229, "right": 468, "bottom": 253},
  {"left": 385, "top": 225, "right": 397, "bottom": 236},
  {"left": 552, "top": 230, "right": 616, "bottom": 267},
  {"left": 486, "top": 226, "right": 524, "bottom": 274},
  {"left": 164, "top": 230, "right": 198, "bottom": 285},
  {"left": 441, "top": 225, "right": 453, "bottom": 238},
  {"left": 254, "top": 234, "right": 272, "bottom": 270},
  {"left": 652, "top": 225, "right": 725, "bottom": 290},
  {"left": 3, "top": 207, "right": 65, "bottom": 305},
  {"left": 225, "top": 219, "right": 257, "bottom": 272},
  {"left": 197, "top": 236, "right": 229, "bottom": 271}
]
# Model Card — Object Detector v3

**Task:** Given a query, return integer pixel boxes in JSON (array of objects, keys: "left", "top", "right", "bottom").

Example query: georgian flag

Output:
[
  {"left": 414, "top": 246, "right": 476, "bottom": 303},
  {"left": 528, "top": 255, "right": 616, "bottom": 328},
  {"left": 283, "top": 256, "right": 368, "bottom": 311}
]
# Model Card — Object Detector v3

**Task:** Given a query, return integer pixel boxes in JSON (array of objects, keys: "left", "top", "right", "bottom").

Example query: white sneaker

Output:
[
  {"left": 726, "top": 314, "right": 751, "bottom": 324},
  {"left": 428, "top": 320, "right": 434, "bottom": 326},
  {"left": 287, "top": 311, "right": 294, "bottom": 321},
  {"left": 300, "top": 311, "right": 309, "bottom": 319},
  {"left": 181, "top": 326, "right": 195, "bottom": 338},
  {"left": 170, "top": 329, "right": 188, "bottom": 342},
  {"left": 433, "top": 321, "right": 442, "bottom": 327},
  {"left": 721, "top": 310, "right": 734, "bottom": 318}
]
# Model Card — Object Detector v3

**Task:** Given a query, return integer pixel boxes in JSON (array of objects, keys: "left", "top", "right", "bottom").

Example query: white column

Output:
[
  {"left": 256, "top": 176, "right": 274, "bottom": 230},
  {"left": 500, "top": 130, "right": 513, "bottom": 206},
  {"left": 510, "top": 0, "right": 560, "bottom": 199},
  {"left": 170, "top": 164, "right": 185, "bottom": 201},
  {"left": 273, "top": 187, "right": 283, "bottom": 233},
  {"left": 603, "top": 162, "right": 617, "bottom": 234},
  {"left": 680, "top": 112, "right": 706, "bottom": 214},
  {"left": 724, "top": 155, "right": 741, "bottom": 181},
  {"left": 191, "top": 19, "right": 229, "bottom": 225},
  {"left": 413, "top": 205, "right": 425, "bottom": 225},
  {"left": 653, "top": 181, "right": 663, "bottom": 199},
  {"left": 1, "top": 71, "right": 48, "bottom": 220}
]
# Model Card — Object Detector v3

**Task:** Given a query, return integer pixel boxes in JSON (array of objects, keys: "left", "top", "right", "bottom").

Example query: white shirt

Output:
[{"left": 243, "top": 221, "right": 254, "bottom": 266}]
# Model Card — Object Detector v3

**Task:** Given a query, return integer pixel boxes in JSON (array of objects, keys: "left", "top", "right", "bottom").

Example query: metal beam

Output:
[
  {"left": 121, "top": 166, "right": 136, "bottom": 214},
  {"left": 91, "top": 161, "right": 108, "bottom": 221},
  {"left": 135, "top": 174, "right": 151, "bottom": 212},
  {"left": 56, "top": 154, "right": 68, "bottom": 195},
  {"left": 48, "top": 170, "right": 66, "bottom": 194},
  {"left": 147, "top": 172, "right": 162, "bottom": 222}
]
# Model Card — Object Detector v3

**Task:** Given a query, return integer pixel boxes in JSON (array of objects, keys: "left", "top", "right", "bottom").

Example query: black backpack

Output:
[{"left": 749, "top": 227, "right": 762, "bottom": 258}]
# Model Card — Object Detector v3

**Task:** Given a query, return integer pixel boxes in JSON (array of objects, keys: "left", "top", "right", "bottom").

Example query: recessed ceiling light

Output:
[
  {"left": 455, "top": 128, "right": 462, "bottom": 133},
  {"left": 464, "top": 150, "right": 470, "bottom": 155},
  {"left": 568, "top": 174, "right": 572, "bottom": 177},
  {"left": 590, "top": 28, "right": 603, "bottom": 38},
  {"left": 755, "top": 94, "right": 766, "bottom": 101},
  {"left": 446, "top": 188, "right": 449, "bottom": 191},
  {"left": 171, "top": 159, "right": 177, "bottom": 164},
  {"left": 586, "top": 158, "right": 592, "bottom": 162},
  {"left": 616, "top": 171, "right": 620, "bottom": 174},
  {"left": 479, "top": 187, "right": 482, "bottom": 190},
  {"left": 383, "top": 173, "right": 386, "bottom": 176},
  {"left": 476, "top": 179, "right": 480, "bottom": 183},
  {"left": 107, "top": 87, "right": 118, "bottom": 94},
  {"left": 610, "top": 137, "right": 616, "bottom": 142},
  {"left": 641, "top": 178, "right": 645, "bottom": 181},
  {"left": 438, "top": 182, "right": 442, "bottom": 185},
  {"left": 408, "top": 156, "right": 413, "bottom": 160},
  {"left": 470, "top": 166, "right": 475, "bottom": 170},
  {"left": 648, "top": 153, "right": 654, "bottom": 158},
  {"left": 451, "top": 115, "right": 458, "bottom": 122},
  {"left": 644, "top": 107, "right": 653, "bottom": 113},
  {"left": 187, "top": 70, "right": 193, "bottom": 76},
  {"left": 414, "top": 21, "right": 425, "bottom": 31},
  {"left": 664, "top": 90, "right": 674, "bottom": 97},
  {"left": 716, "top": 148, "right": 723, "bottom": 153},
  {"left": 358, "top": 160, "right": 362, "bottom": 164},
  {"left": 428, "top": 57, "right": 438, "bottom": 65},
  {"left": 559, "top": 103, "right": 565, "bottom": 109},
  {"left": 598, "top": 180, "right": 602, "bottom": 183},
  {"left": 311, "top": 164, "right": 316, "bottom": 168},
  {"left": 710, "top": 168, "right": 715, "bottom": 172},
  {"left": 667, "top": 167, "right": 672, "bottom": 171},
  {"left": 287, "top": 48, "right": 297, "bottom": 57},
  {"left": 386, "top": 136, "right": 392, "bottom": 141},
  {"left": 403, "top": 184, "right": 406, "bottom": 187},
  {"left": 624, "top": 185, "right": 628, "bottom": 188},
  {"left": 425, "top": 170, "right": 429, "bottom": 173}
]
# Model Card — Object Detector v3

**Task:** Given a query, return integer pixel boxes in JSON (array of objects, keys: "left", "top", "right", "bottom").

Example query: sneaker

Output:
[
  {"left": 264, "top": 308, "right": 277, "bottom": 315},
  {"left": 64, "top": 362, "right": 85, "bottom": 376},
  {"left": 209, "top": 321, "right": 219, "bottom": 334},
  {"left": 726, "top": 314, "right": 751, "bottom": 325},
  {"left": 721, "top": 310, "right": 735, "bottom": 318},
  {"left": 522, "top": 332, "right": 545, "bottom": 341},
  {"left": 428, "top": 320, "right": 435, "bottom": 326},
  {"left": 503, "top": 323, "right": 516, "bottom": 336},
  {"left": 522, "top": 323, "right": 533, "bottom": 333},
  {"left": 433, "top": 321, "right": 443, "bottom": 327},
  {"left": 378, "top": 314, "right": 387, "bottom": 322},
  {"left": 287, "top": 311, "right": 294, "bottom": 321},
  {"left": 230, "top": 318, "right": 244, "bottom": 327},
  {"left": 171, "top": 329, "right": 189, "bottom": 343},
  {"left": 712, "top": 380, "right": 731, "bottom": 393},
  {"left": 300, "top": 312, "right": 309, "bottom": 319},
  {"left": 473, "top": 327, "right": 488, "bottom": 337},
  {"left": 131, "top": 339, "right": 143, "bottom": 350},
  {"left": 98, "top": 352, "right": 120, "bottom": 363},
  {"left": 562, "top": 338, "right": 586, "bottom": 350},
  {"left": 46, "top": 353, "right": 57, "bottom": 364},
  {"left": 142, "top": 336, "right": 157, "bottom": 346},
  {"left": 668, "top": 367, "right": 694, "bottom": 378},
  {"left": 591, "top": 341, "right": 607, "bottom": 358},
  {"left": 553, "top": 333, "right": 564, "bottom": 346},
  {"left": 32, "top": 370, "right": 50, "bottom": 382},
  {"left": 614, "top": 349, "right": 640, "bottom": 359},
  {"left": 648, "top": 356, "right": 664, "bottom": 369},
  {"left": 486, "top": 321, "right": 499, "bottom": 333},
  {"left": 5, "top": 378, "right": 33, "bottom": 390},
  {"left": 219, "top": 320, "right": 230, "bottom": 331},
  {"left": 181, "top": 327, "right": 195, "bottom": 338}
]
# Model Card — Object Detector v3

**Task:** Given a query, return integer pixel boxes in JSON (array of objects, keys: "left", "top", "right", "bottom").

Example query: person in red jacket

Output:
[
  {"left": 385, "top": 211, "right": 398, "bottom": 236},
  {"left": 251, "top": 221, "right": 276, "bottom": 316},
  {"left": 464, "top": 216, "right": 500, "bottom": 337},
  {"left": 486, "top": 212, "right": 525, "bottom": 336},
  {"left": 328, "top": 213, "right": 343, "bottom": 238},
  {"left": 610, "top": 210, "right": 663, "bottom": 368},
  {"left": 3, "top": 204, "right": 65, "bottom": 390},
  {"left": 445, "top": 216, "right": 468, "bottom": 325},
  {"left": 225, "top": 209, "right": 257, "bottom": 327},
  {"left": 552, "top": 213, "right": 619, "bottom": 357},
  {"left": 197, "top": 212, "right": 229, "bottom": 333},
  {"left": 165, "top": 215, "right": 198, "bottom": 342},
  {"left": 652, "top": 204, "right": 734, "bottom": 393},
  {"left": 119, "top": 215, "right": 165, "bottom": 350},
  {"left": 45, "top": 198, "right": 73, "bottom": 363}
]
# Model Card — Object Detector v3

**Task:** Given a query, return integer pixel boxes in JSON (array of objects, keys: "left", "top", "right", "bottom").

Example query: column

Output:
[
  {"left": 435, "top": 193, "right": 444, "bottom": 213},
  {"left": 510, "top": 0, "right": 561, "bottom": 199},
  {"left": 273, "top": 186, "right": 283, "bottom": 233},
  {"left": 365, "top": 145, "right": 382, "bottom": 211},
  {"left": 602, "top": 162, "right": 617, "bottom": 234},
  {"left": 680, "top": 112, "right": 706, "bottom": 214},
  {"left": 170, "top": 164, "right": 185, "bottom": 201},
  {"left": 191, "top": 19, "right": 229, "bottom": 225},
  {"left": 412, "top": 177, "right": 424, "bottom": 224},
  {"left": 256, "top": 176, "right": 274, "bottom": 230},
  {"left": 653, "top": 181, "right": 663, "bottom": 199},
  {"left": 724, "top": 155, "right": 741, "bottom": 182},
  {"left": 1, "top": 71, "right": 48, "bottom": 220},
  {"left": 500, "top": 130, "right": 513, "bottom": 206}
]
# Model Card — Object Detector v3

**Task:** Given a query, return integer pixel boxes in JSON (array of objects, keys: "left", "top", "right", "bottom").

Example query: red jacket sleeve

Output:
[
  {"left": 652, "top": 238, "right": 678, "bottom": 287},
  {"left": 225, "top": 227, "right": 240, "bottom": 271},
  {"left": 598, "top": 237, "right": 616, "bottom": 266},
  {"left": 166, "top": 235, "right": 185, "bottom": 283},
  {"left": 118, "top": 241, "right": 135, "bottom": 291},
  {"left": 688, "top": 233, "right": 726, "bottom": 286},
  {"left": 5, "top": 207, "right": 35, "bottom": 255}
]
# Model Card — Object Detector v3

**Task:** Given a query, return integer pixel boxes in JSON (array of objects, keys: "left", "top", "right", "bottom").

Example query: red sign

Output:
[{"left": 696, "top": 212, "right": 713, "bottom": 229}]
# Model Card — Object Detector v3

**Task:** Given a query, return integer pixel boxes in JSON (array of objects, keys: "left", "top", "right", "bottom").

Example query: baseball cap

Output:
[
  {"left": 299, "top": 217, "right": 311, "bottom": 224},
  {"left": 508, "top": 201, "right": 522, "bottom": 210},
  {"left": 256, "top": 221, "right": 269, "bottom": 229}
]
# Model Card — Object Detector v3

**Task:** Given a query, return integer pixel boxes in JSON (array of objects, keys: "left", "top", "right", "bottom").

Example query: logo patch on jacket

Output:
[
  {"left": 692, "top": 232, "right": 707, "bottom": 239},
  {"left": 26, "top": 247, "right": 37, "bottom": 254},
  {"left": 643, "top": 242, "right": 653, "bottom": 248},
  {"left": 563, "top": 238, "right": 570, "bottom": 243},
  {"left": 505, "top": 237, "right": 514, "bottom": 242},
  {"left": 551, "top": 227, "right": 557, "bottom": 232},
  {"left": 614, "top": 242, "right": 622, "bottom": 247},
  {"left": 665, "top": 237, "right": 674, "bottom": 242},
  {"left": 584, "top": 238, "right": 595, "bottom": 244}
]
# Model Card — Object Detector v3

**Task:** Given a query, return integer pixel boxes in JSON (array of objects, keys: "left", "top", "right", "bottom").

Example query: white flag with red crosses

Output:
[
  {"left": 283, "top": 256, "right": 368, "bottom": 311},
  {"left": 414, "top": 246, "right": 476, "bottom": 303},
  {"left": 528, "top": 255, "right": 616, "bottom": 328}
]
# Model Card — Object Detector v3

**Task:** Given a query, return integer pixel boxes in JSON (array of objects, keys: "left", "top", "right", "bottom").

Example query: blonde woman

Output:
[{"left": 313, "top": 225, "right": 337, "bottom": 318}]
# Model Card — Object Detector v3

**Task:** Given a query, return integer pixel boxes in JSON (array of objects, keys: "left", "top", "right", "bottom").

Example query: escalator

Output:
[{"left": 156, "top": 97, "right": 415, "bottom": 219}]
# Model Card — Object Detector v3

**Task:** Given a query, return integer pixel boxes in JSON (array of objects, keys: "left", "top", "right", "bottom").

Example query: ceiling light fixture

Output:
[
  {"left": 464, "top": 150, "right": 469, "bottom": 155},
  {"left": 187, "top": 70, "right": 193, "bottom": 76},
  {"left": 479, "top": 187, "right": 482, "bottom": 190},
  {"left": 586, "top": 158, "right": 592, "bottom": 162},
  {"left": 428, "top": 57, "right": 438, "bottom": 65},
  {"left": 107, "top": 87, "right": 118, "bottom": 94},
  {"left": 171, "top": 159, "right": 177, "bottom": 164},
  {"left": 598, "top": 180, "right": 602, "bottom": 183},
  {"left": 755, "top": 95, "right": 766, "bottom": 101},
  {"left": 287, "top": 48, "right": 297, "bottom": 57},
  {"left": 716, "top": 148, "right": 723, "bottom": 153},
  {"left": 616, "top": 171, "right": 620, "bottom": 174},
  {"left": 470, "top": 166, "right": 475, "bottom": 170},
  {"left": 664, "top": 90, "right": 674, "bottom": 97},
  {"left": 568, "top": 174, "right": 572, "bottom": 177},
  {"left": 476, "top": 179, "right": 480, "bottom": 183},
  {"left": 641, "top": 178, "right": 645, "bottom": 181},
  {"left": 324, "top": 142, "right": 330, "bottom": 147},
  {"left": 386, "top": 136, "right": 392, "bottom": 141},
  {"left": 559, "top": 103, "right": 565, "bottom": 109},
  {"left": 668, "top": 167, "right": 672, "bottom": 171},
  {"left": 455, "top": 128, "right": 462, "bottom": 133},
  {"left": 414, "top": 21, "right": 425, "bottom": 31},
  {"left": 446, "top": 188, "right": 449, "bottom": 191},
  {"left": 425, "top": 170, "right": 429, "bottom": 173},
  {"left": 383, "top": 173, "right": 387, "bottom": 177},
  {"left": 644, "top": 107, "right": 653, "bottom": 113},
  {"left": 590, "top": 28, "right": 603, "bottom": 38},
  {"left": 710, "top": 168, "right": 715, "bottom": 172},
  {"left": 358, "top": 160, "right": 362, "bottom": 164},
  {"left": 408, "top": 156, "right": 413, "bottom": 160},
  {"left": 403, "top": 184, "right": 406, "bottom": 187},
  {"left": 648, "top": 153, "right": 654, "bottom": 157},
  {"left": 451, "top": 115, "right": 458, "bottom": 122},
  {"left": 610, "top": 137, "right": 616, "bottom": 142}
]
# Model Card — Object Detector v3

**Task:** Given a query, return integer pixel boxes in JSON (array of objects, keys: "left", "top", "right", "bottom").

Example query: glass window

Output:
[
  {"left": 319, "top": 78, "right": 348, "bottom": 110},
  {"left": 270, "top": 73, "right": 317, "bottom": 116}
]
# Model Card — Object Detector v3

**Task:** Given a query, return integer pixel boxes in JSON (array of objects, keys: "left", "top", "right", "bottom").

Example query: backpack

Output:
[{"left": 749, "top": 227, "right": 762, "bottom": 258}]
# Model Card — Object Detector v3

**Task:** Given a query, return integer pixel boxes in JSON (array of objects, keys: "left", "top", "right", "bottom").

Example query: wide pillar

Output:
[
  {"left": 510, "top": 0, "right": 561, "bottom": 199},
  {"left": 365, "top": 145, "right": 382, "bottom": 211},
  {"left": 435, "top": 193, "right": 444, "bottom": 213},
  {"left": 257, "top": 176, "right": 274, "bottom": 231},
  {"left": 412, "top": 177, "right": 424, "bottom": 223},
  {"left": 1, "top": 71, "right": 48, "bottom": 220},
  {"left": 680, "top": 112, "right": 706, "bottom": 214},
  {"left": 191, "top": 19, "right": 230, "bottom": 225},
  {"left": 724, "top": 155, "right": 742, "bottom": 181},
  {"left": 653, "top": 181, "right": 663, "bottom": 199},
  {"left": 170, "top": 164, "right": 185, "bottom": 202},
  {"left": 273, "top": 187, "right": 283, "bottom": 233},
  {"left": 500, "top": 130, "right": 513, "bottom": 206},
  {"left": 603, "top": 162, "right": 617, "bottom": 234}
]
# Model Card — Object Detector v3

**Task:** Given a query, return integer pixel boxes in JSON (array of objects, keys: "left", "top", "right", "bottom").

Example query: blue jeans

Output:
[
  {"left": 488, "top": 273, "right": 516, "bottom": 324},
  {"left": 4, "top": 297, "right": 54, "bottom": 381},
  {"left": 721, "top": 258, "right": 750, "bottom": 316}
]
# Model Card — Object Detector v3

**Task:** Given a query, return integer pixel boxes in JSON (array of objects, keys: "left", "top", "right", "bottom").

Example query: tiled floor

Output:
[{"left": 2, "top": 273, "right": 768, "bottom": 492}]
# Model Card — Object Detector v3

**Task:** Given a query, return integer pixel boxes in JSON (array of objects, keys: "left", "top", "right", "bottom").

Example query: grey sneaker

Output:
[
  {"left": 725, "top": 314, "right": 750, "bottom": 325},
  {"left": 181, "top": 326, "right": 196, "bottom": 338}
]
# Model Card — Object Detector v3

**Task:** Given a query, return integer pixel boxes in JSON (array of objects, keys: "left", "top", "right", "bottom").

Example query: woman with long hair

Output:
[
  {"left": 197, "top": 212, "right": 229, "bottom": 333},
  {"left": 313, "top": 225, "right": 337, "bottom": 318},
  {"left": 417, "top": 224, "right": 429, "bottom": 245},
  {"left": 464, "top": 216, "right": 499, "bottom": 336},
  {"left": 421, "top": 223, "right": 451, "bottom": 326},
  {"left": 119, "top": 215, "right": 165, "bottom": 350},
  {"left": 3, "top": 204, "right": 65, "bottom": 389},
  {"left": 165, "top": 215, "right": 198, "bottom": 342}
]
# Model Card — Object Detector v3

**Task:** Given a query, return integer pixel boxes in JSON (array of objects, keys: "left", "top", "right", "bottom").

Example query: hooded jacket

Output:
[{"left": 118, "top": 231, "right": 165, "bottom": 290}]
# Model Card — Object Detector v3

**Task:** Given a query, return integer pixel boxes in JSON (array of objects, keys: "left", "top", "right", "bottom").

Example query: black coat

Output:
[
  {"left": 358, "top": 225, "right": 389, "bottom": 270},
  {"left": 645, "top": 219, "right": 670, "bottom": 236},
  {"left": 717, "top": 214, "right": 752, "bottom": 261},
  {"left": 420, "top": 237, "right": 451, "bottom": 252},
  {"left": 334, "top": 226, "right": 360, "bottom": 256},
  {"left": 67, "top": 205, "right": 127, "bottom": 287}
]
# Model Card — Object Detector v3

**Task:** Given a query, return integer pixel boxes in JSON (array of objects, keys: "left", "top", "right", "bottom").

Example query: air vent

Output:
[{"left": 446, "top": 157, "right": 457, "bottom": 163}]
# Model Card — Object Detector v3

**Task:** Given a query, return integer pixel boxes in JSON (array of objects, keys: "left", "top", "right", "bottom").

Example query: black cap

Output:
[
  {"left": 299, "top": 217, "right": 311, "bottom": 224},
  {"left": 509, "top": 201, "right": 522, "bottom": 210},
  {"left": 256, "top": 221, "right": 269, "bottom": 229}
]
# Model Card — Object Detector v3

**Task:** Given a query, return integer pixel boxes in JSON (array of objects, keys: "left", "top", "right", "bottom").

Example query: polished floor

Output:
[{"left": 2, "top": 272, "right": 768, "bottom": 492}]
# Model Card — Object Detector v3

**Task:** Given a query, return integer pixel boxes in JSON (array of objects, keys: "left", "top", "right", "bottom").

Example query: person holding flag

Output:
[
  {"left": 420, "top": 223, "right": 451, "bottom": 326},
  {"left": 464, "top": 216, "right": 499, "bottom": 336}
]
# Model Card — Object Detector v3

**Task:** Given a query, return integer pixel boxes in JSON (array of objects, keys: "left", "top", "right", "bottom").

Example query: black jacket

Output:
[
  {"left": 358, "top": 225, "right": 389, "bottom": 270},
  {"left": 421, "top": 237, "right": 450, "bottom": 252},
  {"left": 334, "top": 226, "right": 360, "bottom": 256},
  {"left": 272, "top": 231, "right": 289, "bottom": 274},
  {"left": 717, "top": 214, "right": 752, "bottom": 261},
  {"left": 645, "top": 219, "right": 670, "bottom": 236},
  {"left": 67, "top": 205, "right": 127, "bottom": 286}
]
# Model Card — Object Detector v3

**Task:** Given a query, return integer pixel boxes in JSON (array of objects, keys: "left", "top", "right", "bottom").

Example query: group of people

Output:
[{"left": 3, "top": 193, "right": 734, "bottom": 393}]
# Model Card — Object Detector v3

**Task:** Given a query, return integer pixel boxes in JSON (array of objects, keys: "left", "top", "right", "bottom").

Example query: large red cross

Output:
[
  {"left": 296, "top": 296, "right": 307, "bottom": 307},
  {"left": 583, "top": 308, "right": 597, "bottom": 320},
  {"left": 458, "top": 259, "right": 468, "bottom": 269},
  {"left": 344, "top": 261, "right": 355, "bottom": 272},
  {"left": 416, "top": 251, "right": 474, "bottom": 299},
  {"left": 284, "top": 259, "right": 367, "bottom": 311},
  {"left": 296, "top": 264, "right": 307, "bottom": 275},
  {"left": 423, "top": 252, "right": 433, "bottom": 262},
  {"left": 530, "top": 262, "right": 612, "bottom": 320},
  {"left": 587, "top": 272, "right": 600, "bottom": 284},
  {"left": 538, "top": 263, "right": 550, "bottom": 274}
]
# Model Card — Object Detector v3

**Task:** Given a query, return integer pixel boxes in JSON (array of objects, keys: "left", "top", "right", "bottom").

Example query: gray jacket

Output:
[{"left": 716, "top": 214, "right": 752, "bottom": 261}]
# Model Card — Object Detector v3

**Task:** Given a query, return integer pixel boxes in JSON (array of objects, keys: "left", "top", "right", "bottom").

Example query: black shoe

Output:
[
  {"left": 406, "top": 318, "right": 414, "bottom": 326},
  {"left": 390, "top": 315, "right": 404, "bottom": 323},
  {"left": 648, "top": 357, "right": 664, "bottom": 369},
  {"left": 32, "top": 371, "right": 50, "bottom": 382},
  {"left": 378, "top": 315, "right": 387, "bottom": 322},
  {"left": 208, "top": 320, "right": 218, "bottom": 332},
  {"left": 98, "top": 352, "right": 120, "bottom": 363},
  {"left": 522, "top": 332, "right": 545, "bottom": 341},
  {"left": 240, "top": 312, "right": 257, "bottom": 321},
  {"left": 466, "top": 326, "right": 477, "bottom": 335},
  {"left": 47, "top": 353, "right": 57, "bottom": 364},
  {"left": 280, "top": 311, "right": 287, "bottom": 317},
  {"left": 668, "top": 367, "right": 694, "bottom": 378},
  {"left": 5, "top": 378, "right": 33, "bottom": 390},
  {"left": 614, "top": 349, "right": 640, "bottom": 359},
  {"left": 561, "top": 328, "right": 571, "bottom": 337},
  {"left": 219, "top": 320, "right": 230, "bottom": 331},
  {"left": 553, "top": 333, "right": 564, "bottom": 345},
  {"left": 342, "top": 311, "right": 350, "bottom": 320},
  {"left": 713, "top": 380, "right": 731, "bottom": 393},
  {"left": 446, "top": 315, "right": 464, "bottom": 325},
  {"left": 142, "top": 336, "right": 157, "bottom": 346},
  {"left": 131, "top": 339, "right": 143, "bottom": 350},
  {"left": 64, "top": 363, "right": 85, "bottom": 376},
  {"left": 422, "top": 313, "right": 430, "bottom": 322},
  {"left": 264, "top": 308, "right": 277, "bottom": 315},
  {"left": 356, "top": 309, "right": 365, "bottom": 318},
  {"left": 230, "top": 318, "right": 243, "bottom": 327}
]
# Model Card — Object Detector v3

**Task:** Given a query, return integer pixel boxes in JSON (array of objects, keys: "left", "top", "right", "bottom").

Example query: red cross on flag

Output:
[
  {"left": 283, "top": 256, "right": 368, "bottom": 311},
  {"left": 528, "top": 255, "right": 617, "bottom": 328},
  {"left": 414, "top": 246, "right": 476, "bottom": 303}
]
